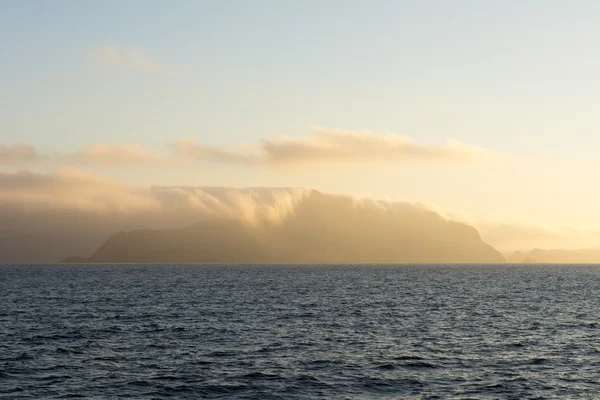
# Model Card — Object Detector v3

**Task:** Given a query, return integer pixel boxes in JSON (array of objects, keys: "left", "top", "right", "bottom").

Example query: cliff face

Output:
[
  {"left": 71, "top": 191, "right": 504, "bottom": 264},
  {"left": 263, "top": 191, "right": 503, "bottom": 263}
]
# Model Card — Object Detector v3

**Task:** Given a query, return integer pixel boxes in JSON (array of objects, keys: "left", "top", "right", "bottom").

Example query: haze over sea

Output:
[{"left": 1, "top": 264, "right": 600, "bottom": 399}]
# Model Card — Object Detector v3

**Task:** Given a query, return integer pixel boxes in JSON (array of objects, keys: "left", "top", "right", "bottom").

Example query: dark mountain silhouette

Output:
[
  {"left": 65, "top": 190, "right": 504, "bottom": 264},
  {"left": 85, "top": 219, "right": 266, "bottom": 263}
]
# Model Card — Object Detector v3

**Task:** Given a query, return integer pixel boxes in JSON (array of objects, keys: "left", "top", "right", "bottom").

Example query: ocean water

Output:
[{"left": 1, "top": 265, "right": 600, "bottom": 399}]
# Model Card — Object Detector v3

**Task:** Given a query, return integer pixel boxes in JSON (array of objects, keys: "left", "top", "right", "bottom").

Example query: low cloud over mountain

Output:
[{"left": 0, "top": 170, "right": 503, "bottom": 264}]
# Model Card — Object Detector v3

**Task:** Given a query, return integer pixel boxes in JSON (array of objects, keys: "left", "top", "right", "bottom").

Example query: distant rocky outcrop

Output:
[
  {"left": 506, "top": 248, "right": 600, "bottom": 263},
  {"left": 63, "top": 190, "right": 504, "bottom": 264},
  {"left": 505, "top": 251, "right": 525, "bottom": 263}
]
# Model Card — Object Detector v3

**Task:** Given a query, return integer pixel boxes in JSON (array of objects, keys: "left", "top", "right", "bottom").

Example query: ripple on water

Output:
[{"left": 2, "top": 264, "right": 600, "bottom": 398}]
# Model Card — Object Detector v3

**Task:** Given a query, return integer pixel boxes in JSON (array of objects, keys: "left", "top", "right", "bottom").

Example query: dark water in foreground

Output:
[{"left": 2, "top": 265, "right": 600, "bottom": 399}]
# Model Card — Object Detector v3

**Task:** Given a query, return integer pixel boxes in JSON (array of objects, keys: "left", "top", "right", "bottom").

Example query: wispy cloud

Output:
[
  {"left": 0, "top": 169, "right": 159, "bottom": 213},
  {"left": 64, "top": 143, "right": 170, "bottom": 166},
  {"left": 0, "top": 144, "right": 39, "bottom": 163},
  {"left": 0, "top": 170, "right": 454, "bottom": 226},
  {"left": 0, "top": 170, "right": 311, "bottom": 220},
  {"left": 263, "top": 127, "right": 493, "bottom": 166},
  {"left": 173, "top": 140, "right": 260, "bottom": 166},
  {"left": 0, "top": 142, "right": 168, "bottom": 167},
  {"left": 88, "top": 45, "right": 169, "bottom": 72},
  {"left": 0, "top": 128, "right": 498, "bottom": 169},
  {"left": 175, "top": 127, "right": 497, "bottom": 168}
]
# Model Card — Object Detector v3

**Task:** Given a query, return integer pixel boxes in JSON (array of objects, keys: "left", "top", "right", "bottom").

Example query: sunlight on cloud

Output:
[
  {"left": 262, "top": 128, "right": 493, "bottom": 166},
  {"left": 0, "top": 170, "right": 310, "bottom": 224},
  {"left": 3, "top": 169, "right": 599, "bottom": 263},
  {"left": 0, "top": 128, "right": 499, "bottom": 169},
  {"left": 150, "top": 186, "right": 311, "bottom": 226},
  {"left": 173, "top": 140, "right": 260, "bottom": 165},
  {"left": 0, "top": 169, "right": 159, "bottom": 213},
  {"left": 66, "top": 143, "right": 170, "bottom": 166},
  {"left": 175, "top": 127, "right": 497, "bottom": 168},
  {"left": 0, "top": 170, "right": 453, "bottom": 227},
  {"left": 0, "top": 170, "right": 506, "bottom": 264}
]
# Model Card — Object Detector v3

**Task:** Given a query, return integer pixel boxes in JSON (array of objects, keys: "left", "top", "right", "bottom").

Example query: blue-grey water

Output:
[{"left": 1, "top": 264, "right": 600, "bottom": 399}]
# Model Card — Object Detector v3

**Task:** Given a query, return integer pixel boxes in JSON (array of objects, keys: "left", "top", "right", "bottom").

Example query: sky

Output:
[{"left": 2, "top": 0, "right": 600, "bottom": 249}]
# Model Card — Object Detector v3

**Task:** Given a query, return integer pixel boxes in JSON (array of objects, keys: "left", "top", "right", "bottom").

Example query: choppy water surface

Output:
[{"left": 2, "top": 265, "right": 600, "bottom": 399}]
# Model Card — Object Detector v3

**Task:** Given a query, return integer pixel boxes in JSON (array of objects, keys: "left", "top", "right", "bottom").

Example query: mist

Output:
[{"left": 0, "top": 170, "right": 502, "bottom": 263}]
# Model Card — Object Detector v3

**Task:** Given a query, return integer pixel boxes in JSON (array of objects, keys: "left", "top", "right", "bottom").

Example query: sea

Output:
[{"left": 1, "top": 264, "right": 600, "bottom": 399}]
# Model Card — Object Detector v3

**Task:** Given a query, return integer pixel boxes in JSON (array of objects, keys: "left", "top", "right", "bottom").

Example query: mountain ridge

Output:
[{"left": 63, "top": 191, "right": 505, "bottom": 264}]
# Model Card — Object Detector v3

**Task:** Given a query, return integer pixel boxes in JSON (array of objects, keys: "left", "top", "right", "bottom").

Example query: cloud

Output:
[
  {"left": 0, "top": 144, "right": 39, "bottom": 164},
  {"left": 0, "top": 170, "right": 311, "bottom": 222},
  {"left": 0, "top": 170, "right": 454, "bottom": 227},
  {"left": 0, "top": 169, "right": 596, "bottom": 263},
  {"left": 173, "top": 140, "right": 259, "bottom": 166},
  {"left": 0, "top": 169, "right": 160, "bottom": 213},
  {"left": 175, "top": 127, "right": 496, "bottom": 168},
  {"left": 88, "top": 45, "right": 168, "bottom": 72},
  {"left": 0, "top": 128, "right": 498, "bottom": 169},
  {"left": 262, "top": 128, "right": 493, "bottom": 166},
  {"left": 0, "top": 169, "right": 461, "bottom": 263},
  {"left": 0, "top": 143, "right": 168, "bottom": 167},
  {"left": 65, "top": 143, "right": 169, "bottom": 166}
]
